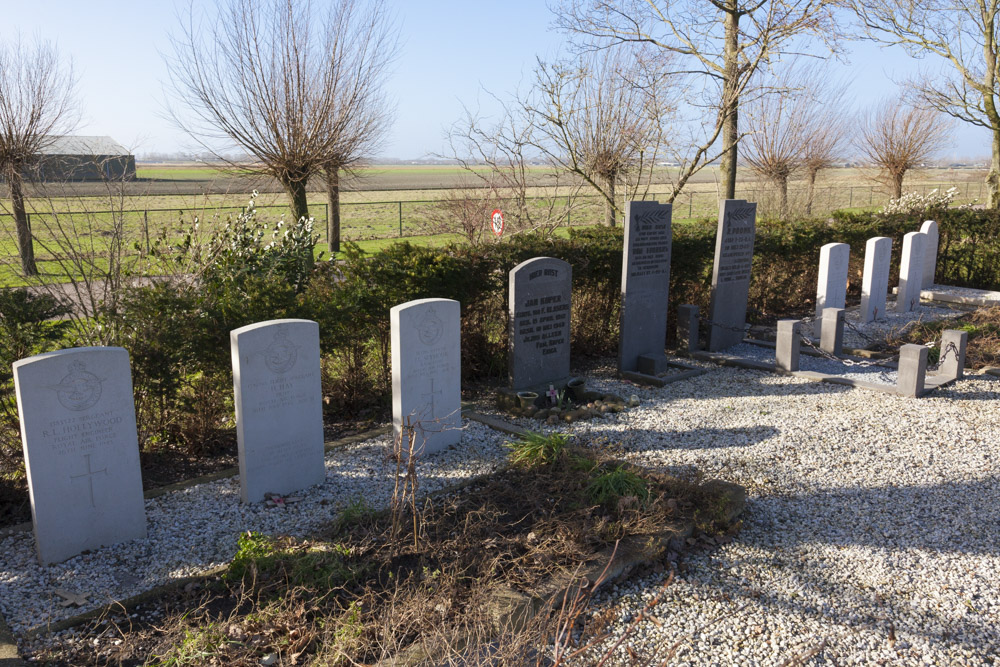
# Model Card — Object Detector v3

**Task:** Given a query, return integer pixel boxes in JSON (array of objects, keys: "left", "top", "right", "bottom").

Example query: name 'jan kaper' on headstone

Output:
[
  {"left": 509, "top": 257, "right": 572, "bottom": 390},
  {"left": 13, "top": 346, "right": 146, "bottom": 565}
]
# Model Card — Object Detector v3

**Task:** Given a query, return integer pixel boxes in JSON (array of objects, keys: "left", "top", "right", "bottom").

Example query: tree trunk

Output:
[
  {"left": 891, "top": 170, "right": 905, "bottom": 200},
  {"left": 279, "top": 174, "right": 315, "bottom": 271},
  {"left": 988, "top": 126, "right": 1000, "bottom": 209},
  {"left": 281, "top": 174, "right": 311, "bottom": 223},
  {"left": 6, "top": 167, "right": 38, "bottom": 276},
  {"left": 605, "top": 177, "right": 617, "bottom": 226},
  {"left": 777, "top": 174, "right": 789, "bottom": 219},
  {"left": 325, "top": 166, "right": 341, "bottom": 253},
  {"left": 805, "top": 169, "right": 818, "bottom": 216},
  {"left": 718, "top": 4, "right": 740, "bottom": 201}
]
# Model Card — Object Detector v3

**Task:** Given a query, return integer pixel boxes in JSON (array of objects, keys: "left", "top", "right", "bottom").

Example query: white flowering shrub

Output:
[
  {"left": 206, "top": 190, "right": 318, "bottom": 291},
  {"left": 879, "top": 187, "right": 959, "bottom": 216}
]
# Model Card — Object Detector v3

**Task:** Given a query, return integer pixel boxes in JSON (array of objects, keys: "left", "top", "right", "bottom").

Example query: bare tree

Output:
[
  {"left": 742, "top": 64, "right": 853, "bottom": 217},
  {"left": 552, "top": 0, "right": 841, "bottom": 201},
  {"left": 852, "top": 0, "right": 1000, "bottom": 208},
  {"left": 448, "top": 47, "right": 670, "bottom": 228},
  {"left": 857, "top": 101, "right": 950, "bottom": 199},
  {"left": 0, "top": 37, "right": 77, "bottom": 276},
  {"left": 167, "top": 0, "right": 397, "bottom": 248}
]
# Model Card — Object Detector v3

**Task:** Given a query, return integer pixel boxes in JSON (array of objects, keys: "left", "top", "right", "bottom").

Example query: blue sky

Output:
[{"left": 1, "top": 1, "right": 988, "bottom": 161}]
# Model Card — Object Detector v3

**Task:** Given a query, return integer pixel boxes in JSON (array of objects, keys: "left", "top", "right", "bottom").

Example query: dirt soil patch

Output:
[
  {"left": 23, "top": 439, "right": 744, "bottom": 666},
  {"left": 883, "top": 305, "right": 1000, "bottom": 369}
]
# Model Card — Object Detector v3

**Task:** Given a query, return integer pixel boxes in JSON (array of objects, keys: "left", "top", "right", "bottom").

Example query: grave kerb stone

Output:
[
  {"left": 231, "top": 319, "right": 325, "bottom": 504},
  {"left": 13, "top": 346, "right": 147, "bottom": 564},
  {"left": 896, "top": 232, "right": 927, "bottom": 313},
  {"left": 391, "top": 298, "right": 462, "bottom": 456},
  {"left": 708, "top": 199, "right": 757, "bottom": 351},
  {"left": 509, "top": 257, "right": 572, "bottom": 390},
  {"left": 619, "top": 200, "right": 672, "bottom": 373},
  {"left": 776, "top": 320, "right": 801, "bottom": 372},
  {"left": 860, "top": 237, "right": 892, "bottom": 323},
  {"left": 815, "top": 243, "right": 850, "bottom": 340},
  {"left": 820, "top": 308, "right": 845, "bottom": 356},
  {"left": 677, "top": 304, "right": 700, "bottom": 354},
  {"left": 897, "top": 344, "right": 929, "bottom": 397},
  {"left": 920, "top": 220, "right": 939, "bottom": 288}
]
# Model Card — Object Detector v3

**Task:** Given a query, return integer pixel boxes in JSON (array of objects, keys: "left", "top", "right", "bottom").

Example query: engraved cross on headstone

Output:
[
  {"left": 420, "top": 378, "right": 442, "bottom": 420},
  {"left": 70, "top": 453, "right": 107, "bottom": 508}
]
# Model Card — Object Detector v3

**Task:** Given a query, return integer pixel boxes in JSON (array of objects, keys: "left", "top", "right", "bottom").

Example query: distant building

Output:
[{"left": 31, "top": 135, "right": 136, "bottom": 182}]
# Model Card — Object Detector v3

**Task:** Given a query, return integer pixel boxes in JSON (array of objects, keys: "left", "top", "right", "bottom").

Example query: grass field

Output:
[{"left": 0, "top": 163, "right": 989, "bottom": 287}]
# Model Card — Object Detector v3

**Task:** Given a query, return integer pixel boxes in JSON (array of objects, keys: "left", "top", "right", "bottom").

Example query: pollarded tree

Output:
[
  {"left": 742, "top": 64, "right": 853, "bottom": 217},
  {"left": 167, "top": 0, "right": 397, "bottom": 246},
  {"left": 857, "top": 101, "right": 950, "bottom": 199},
  {"left": 552, "top": 0, "right": 842, "bottom": 201},
  {"left": 0, "top": 37, "right": 77, "bottom": 276},
  {"left": 852, "top": 0, "right": 1000, "bottom": 208}
]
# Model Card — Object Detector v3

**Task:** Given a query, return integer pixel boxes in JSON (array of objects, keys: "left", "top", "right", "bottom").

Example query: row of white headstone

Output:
[
  {"left": 12, "top": 299, "right": 468, "bottom": 565},
  {"left": 815, "top": 220, "right": 940, "bottom": 338}
]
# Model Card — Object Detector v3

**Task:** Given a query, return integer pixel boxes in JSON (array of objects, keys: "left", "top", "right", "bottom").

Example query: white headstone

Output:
[
  {"left": 619, "top": 200, "right": 672, "bottom": 373},
  {"left": 509, "top": 257, "right": 572, "bottom": 389},
  {"left": 860, "top": 237, "right": 892, "bottom": 323},
  {"left": 391, "top": 298, "right": 462, "bottom": 455},
  {"left": 13, "top": 347, "right": 146, "bottom": 565},
  {"left": 707, "top": 200, "right": 757, "bottom": 351},
  {"left": 814, "top": 243, "right": 850, "bottom": 340},
  {"left": 920, "top": 220, "right": 939, "bottom": 288},
  {"left": 231, "top": 319, "right": 325, "bottom": 504},
  {"left": 896, "top": 232, "right": 927, "bottom": 313}
]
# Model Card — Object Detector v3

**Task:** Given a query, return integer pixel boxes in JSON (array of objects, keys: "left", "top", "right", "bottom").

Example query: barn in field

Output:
[{"left": 31, "top": 135, "right": 136, "bottom": 182}]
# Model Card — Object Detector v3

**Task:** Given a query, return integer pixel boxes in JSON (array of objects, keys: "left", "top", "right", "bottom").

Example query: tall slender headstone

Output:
[
  {"left": 708, "top": 199, "right": 757, "bottom": 351},
  {"left": 619, "top": 200, "right": 672, "bottom": 374},
  {"left": 391, "top": 298, "right": 461, "bottom": 455},
  {"left": 231, "top": 319, "right": 325, "bottom": 504},
  {"left": 814, "top": 243, "right": 850, "bottom": 340},
  {"left": 509, "top": 257, "right": 572, "bottom": 390},
  {"left": 13, "top": 347, "right": 146, "bottom": 564},
  {"left": 860, "top": 237, "right": 892, "bottom": 323},
  {"left": 920, "top": 220, "right": 939, "bottom": 288},
  {"left": 896, "top": 232, "right": 927, "bottom": 313}
]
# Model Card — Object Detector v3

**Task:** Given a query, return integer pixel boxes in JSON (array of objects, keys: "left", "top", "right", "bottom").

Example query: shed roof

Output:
[{"left": 37, "top": 136, "right": 131, "bottom": 156}]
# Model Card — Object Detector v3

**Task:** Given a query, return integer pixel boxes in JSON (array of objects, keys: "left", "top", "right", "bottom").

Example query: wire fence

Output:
[{"left": 0, "top": 180, "right": 984, "bottom": 254}]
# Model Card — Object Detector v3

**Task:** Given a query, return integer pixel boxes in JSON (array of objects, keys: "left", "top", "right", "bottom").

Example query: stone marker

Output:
[
  {"left": 897, "top": 344, "right": 929, "bottom": 397},
  {"left": 814, "top": 243, "right": 850, "bottom": 340},
  {"left": 896, "top": 232, "right": 927, "bottom": 313},
  {"left": 920, "top": 220, "right": 939, "bottom": 288},
  {"left": 776, "top": 320, "right": 801, "bottom": 372},
  {"left": 939, "top": 329, "right": 968, "bottom": 381},
  {"left": 820, "top": 308, "right": 845, "bottom": 356},
  {"left": 13, "top": 347, "right": 146, "bottom": 565},
  {"left": 677, "top": 304, "right": 700, "bottom": 354},
  {"left": 391, "top": 298, "right": 462, "bottom": 455},
  {"left": 231, "top": 319, "right": 325, "bottom": 504},
  {"left": 619, "top": 200, "right": 672, "bottom": 374},
  {"left": 708, "top": 199, "right": 757, "bottom": 351},
  {"left": 509, "top": 257, "right": 572, "bottom": 390},
  {"left": 860, "top": 237, "right": 892, "bottom": 323}
]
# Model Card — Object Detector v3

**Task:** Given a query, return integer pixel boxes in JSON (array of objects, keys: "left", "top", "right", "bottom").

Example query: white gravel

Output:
[
  {"left": 558, "top": 363, "right": 1000, "bottom": 665},
  {"left": 5, "top": 358, "right": 999, "bottom": 665},
  {"left": 0, "top": 421, "right": 510, "bottom": 636}
]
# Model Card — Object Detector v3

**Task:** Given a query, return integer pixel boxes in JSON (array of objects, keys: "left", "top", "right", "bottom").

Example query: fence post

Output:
[
  {"left": 398, "top": 201, "right": 403, "bottom": 237},
  {"left": 143, "top": 210, "right": 150, "bottom": 252},
  {"left": 849, "top": 187, "right": 853, "bottom": 207},
  {"left": 689, "top": 191, "right": 693, "bottom": 218},
  {"left": 869, "top": 188, "right": 873, "bottom": 206}
]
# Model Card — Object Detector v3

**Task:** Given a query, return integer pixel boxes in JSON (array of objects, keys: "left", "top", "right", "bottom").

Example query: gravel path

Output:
[{"left": 560, "top": 364, "right": 1000, "bottom": 665}]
